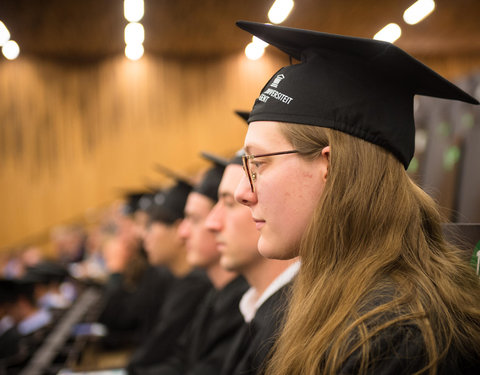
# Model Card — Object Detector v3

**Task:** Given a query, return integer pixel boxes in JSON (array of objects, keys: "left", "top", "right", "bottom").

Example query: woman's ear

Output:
[{"left": 321, "top": 146, "right": 330, "bottom": 181}]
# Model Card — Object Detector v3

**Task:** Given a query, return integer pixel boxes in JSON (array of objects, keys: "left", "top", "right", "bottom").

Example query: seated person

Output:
[
  {"left": 98, "top": 195, "right": 175, "bottom": 349},
  {"left": 126, "top": 177, "right": 213, "bottom": 371},
  {"left": 128, "top": 161, "right": 248, "bottom": 375}
]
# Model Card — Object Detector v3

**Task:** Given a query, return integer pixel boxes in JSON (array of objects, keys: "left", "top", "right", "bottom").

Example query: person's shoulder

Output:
[
  {"left": 172, "top": 268, "right": 212, "bottom": 294},
  {"left": 223, "top": 275, "right": 249, "bottom": 295},
  {"left": 255, "top": 282, "right": 291, "bottom": 321},
  {"left": 148, "top": 265, "right": 175, "bottom": 283},
  {"left": 214, "top": 276, "right": 249, "bottom": 312},
  {"left": 339, "top": 322, "right": 426, "bottom": 374},
  {"left": 184, "top": 268, "right": 211, "bottom": 284}
]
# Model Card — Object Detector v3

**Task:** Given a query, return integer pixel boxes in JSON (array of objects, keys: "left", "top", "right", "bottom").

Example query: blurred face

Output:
[
  {"left": 206, "top": 165, "right": 261, "bottom": 273},
  {"left": 235, "top": 121, "right": 328, "bottom": 259},
  {"left": 144, "top": 221, "right": 181, "bottom": 266},
  {"left": 178, "top": 192, "right": 220, "bottom": 268}
]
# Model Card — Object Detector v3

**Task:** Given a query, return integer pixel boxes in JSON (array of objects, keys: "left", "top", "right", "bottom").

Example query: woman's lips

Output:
[{"left": 253, "top": 218, "right": 265, "bottom": 230}]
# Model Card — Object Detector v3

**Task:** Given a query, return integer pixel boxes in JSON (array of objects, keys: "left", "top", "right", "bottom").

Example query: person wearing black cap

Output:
[
  {"left": 234, "top": 21, "right": 480, "bottom": 374},
  {"left": 0, "top": 278, "right": 54, "bottom": 373},
  {"left": 134, "top": 160, "right": 248, "bottom": 375},
  {"left": 203, "top": 151, "right": 299, "bottom": 375},
  {"left": 98, "top": 192, "right": 175, "bottom": 350},
  {"left": 127, "top": 180, "right": 213, "bottom": 374},
  {"left": 0, "top": 279, "right": 21, "bottom": 361},
  {"left": 22, "top": 261, "right": 72, "bottom": 314}
]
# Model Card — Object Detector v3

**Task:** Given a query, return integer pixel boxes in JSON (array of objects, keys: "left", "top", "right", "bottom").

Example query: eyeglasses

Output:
[{"left": 242, "top": 150, "right": 299, "bottom": 193}]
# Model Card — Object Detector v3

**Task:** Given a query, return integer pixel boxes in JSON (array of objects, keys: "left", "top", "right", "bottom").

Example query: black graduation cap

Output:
[
  {"left": 2, "top": 279, "right": 36, "bottom": 304},
  {"left": 235, "top": 110, "right": 250, "bottom": 123},
  {"left": 0, "top": 279, "right": 18, "bottom": 305},
  {"left": 122, "top": 191, "right": 149, "bottom": 215},
  {"left": 236, "top": 21, "right": 479, "bottom": 169},
  {"left": 151, "top": 165, "right": 194, "bottom": 224},
  {"left": 22, "top": 261, "right": 69, "bottom": 284},
  {"left": 229, "top": 149, "right": 245, "bottom": 166},
  {"left": 195, "top": 153, "right": 227, "bottom": 202},
  {"left": 200, "top": 151, "right": 229, "bottom": 168},
  {"left": 137, "top": 192, "right": 156, "bottom": 212},
  {"left": 201, "top": 150, "right": 244, "bottom": 168}
]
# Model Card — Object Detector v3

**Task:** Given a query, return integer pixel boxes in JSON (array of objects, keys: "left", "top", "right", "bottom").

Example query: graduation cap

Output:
[
  {"left": 200, "top": 151, "right": 229, "bottom": 168},
  {"left": 151, "top": 165, "right": 194, "bottom": 224},
  {"left": 195, "top": 153, "right": 227, "bottom": 202},
  {"left": 136, "top": 192, "right": 156, "bottom": 212},
  {"left": 0, "top": 279, "right": 18, "bottom": 305},
  {"left": 236, "top": 21, "right": 479, "bottom": 169},
  {"left": 229, "top": 149, "right": 245, "bottom": 166},
  {"left": 235, "top": 110, "right": 250, "bottom": 123},
  {"left": 121, "top": 191, "right": 149, "bottom": 216},
  {"left": 2, "top": 279, "right": 36, "bottom": 304},
  {"left": 22, "top": 261, "right": 69, "bottom": 285},
  {"left": 202, "top": 150, "right": 245, "bottom": 168}
]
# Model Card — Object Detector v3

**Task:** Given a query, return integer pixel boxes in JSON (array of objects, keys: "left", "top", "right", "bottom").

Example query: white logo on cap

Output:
[
  {"left": 154, "top": 193, "right": 165, "bottom": 205},
  {"left": 262, "top": 88, "right": 293, "bottom": 105},
  {"left": 270, "top": 74, "right": 285, "bottom": 88}
]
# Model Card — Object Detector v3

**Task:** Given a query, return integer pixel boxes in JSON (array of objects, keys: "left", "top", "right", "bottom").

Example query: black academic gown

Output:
[
  {"left": 337, "top": 283, "right": 480, "bottom": 374},
  {"left": 127, "top": 268, "right": 213, "bottom": 372},
  {"left": 338, "top": 321, "right": 480, "bottom": 374},
  {"left": 98, "top": 265, "right": 175, "bottom": 348},
  {"left": 0, "top": 325, "right": 20, "bottom": 359},
  {"left": 220, "top": 282, "right": 291, "bottom": 375},
  {"left": 1, "top": 314, "right": 54, "bottom": 375},
  {"left": 131, "top": 275, "right": 249, "bottom": 375}
]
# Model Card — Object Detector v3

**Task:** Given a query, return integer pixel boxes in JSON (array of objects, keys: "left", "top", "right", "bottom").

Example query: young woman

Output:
[{"left": 234, "top": 21, "right": 480, "bottom": 374}]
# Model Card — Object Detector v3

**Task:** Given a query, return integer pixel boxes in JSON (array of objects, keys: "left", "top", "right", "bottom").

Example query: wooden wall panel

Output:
[
  {"left": 1, "top": 50, "right": 479, "bottom": 251},
  {"left": 0, "top": 52, "right": 285, "bottom": 250}
]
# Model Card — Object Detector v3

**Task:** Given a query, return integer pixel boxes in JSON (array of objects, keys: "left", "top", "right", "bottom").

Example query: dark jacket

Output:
[
  {"left": 127, "top": 268, "right": 213, "bottom": 372},
  {"left": 338, "top": 283, "right": 480, "bottom": 374},
  {"left": 131, "top": 275, "right": 248, "bottom": 375},
  {"left": 339, "top": 321, "right": 480, "bottom": 374},
  {"left": 220, "top": 283, "right": 291, "bottom": 375},
  {"left": 0, "top": 325, "right": 20, "bottom": 360},
  {"left": 98, "top": 265, "right": 175, "bottom": 348}
]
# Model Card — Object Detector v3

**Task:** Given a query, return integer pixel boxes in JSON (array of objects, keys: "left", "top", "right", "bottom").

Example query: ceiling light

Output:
[
  {"left": 0, "top": 21, "right": 10, "bottom": 46},
  {"left": 403, "top": 0, "right": 435, "bottom": 25},
  {"left": 245, "top": 42, "right": 265, "bottom": 60},
  {"left": 125, "top": 22, "right": 145, "bottom": 45},
  {"left": 2, "top": 40, "right": 20, "bottom": 60},
  {"left": 373, "top": 23, "right": 402, "bottom": 43},
  {"left": 125, "top": 43, "right": 144, "bottom": 61},
  {"left": 252, "top": 36, "right": 269, "bottom": 49},
  {"left": 124, "top": 0, "right": 144, "bottom": 22},
  {"left": 268, "top": 0, "right": 294, "bottom": 24}
]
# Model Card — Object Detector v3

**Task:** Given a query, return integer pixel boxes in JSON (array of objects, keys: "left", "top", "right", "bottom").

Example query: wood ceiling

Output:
[{"left": 0, "top": 0, "right": 479, "bottom": 62}]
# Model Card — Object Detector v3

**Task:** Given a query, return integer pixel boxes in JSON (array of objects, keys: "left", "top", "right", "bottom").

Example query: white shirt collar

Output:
[{"left": 239, "top": 261, "right": 300, "bottom": 323}]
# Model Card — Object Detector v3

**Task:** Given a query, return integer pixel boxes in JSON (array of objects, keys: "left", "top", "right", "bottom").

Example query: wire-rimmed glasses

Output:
[{"left": 242, "top": 150, "right": 299, "bottom": 193}]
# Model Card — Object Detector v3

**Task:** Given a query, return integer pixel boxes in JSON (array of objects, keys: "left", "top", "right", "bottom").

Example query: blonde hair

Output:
[{"left": 264, "top": 123, "right": 480, "bottom": 374}]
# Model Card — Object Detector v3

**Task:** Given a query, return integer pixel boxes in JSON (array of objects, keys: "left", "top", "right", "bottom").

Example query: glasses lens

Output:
[{"left": 242, "top": 156, "right": 255, "bottom": 193}]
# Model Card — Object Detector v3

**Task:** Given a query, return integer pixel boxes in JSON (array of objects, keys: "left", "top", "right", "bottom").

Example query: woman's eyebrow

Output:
[{"left": 244, "top": 144, "right": 265, "bottom": 154}]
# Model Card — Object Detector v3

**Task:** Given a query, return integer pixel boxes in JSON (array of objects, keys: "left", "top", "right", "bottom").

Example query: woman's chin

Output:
[{"left": 258, "top": 235, "right": 296, "bottom": 260}]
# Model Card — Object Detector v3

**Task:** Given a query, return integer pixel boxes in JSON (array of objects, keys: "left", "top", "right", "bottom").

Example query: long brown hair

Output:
[{"left": 265, "top": 123, "right": 480, "bottom": 374}]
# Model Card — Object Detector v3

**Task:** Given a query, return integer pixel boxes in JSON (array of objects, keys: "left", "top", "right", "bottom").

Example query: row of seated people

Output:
[
  {"left": 0, "top": 260, "right": 84, "bottom": 374},
  {"left": 2, "top": 151, "right": 479, "bottom": 375},
  {"left": 0, "top": 153, "right": 292, "bottom": 375},
  {"left": 93, "top": 155, "right": 296, "bottom": 375},
  {"left": 74, "top": 152, "right": 480, "bottom": 374}
]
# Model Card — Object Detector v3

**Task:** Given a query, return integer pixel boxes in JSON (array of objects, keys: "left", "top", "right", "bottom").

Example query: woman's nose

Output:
[{"left": 235, "top": 175, "right": 257, "bottom": 206}]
